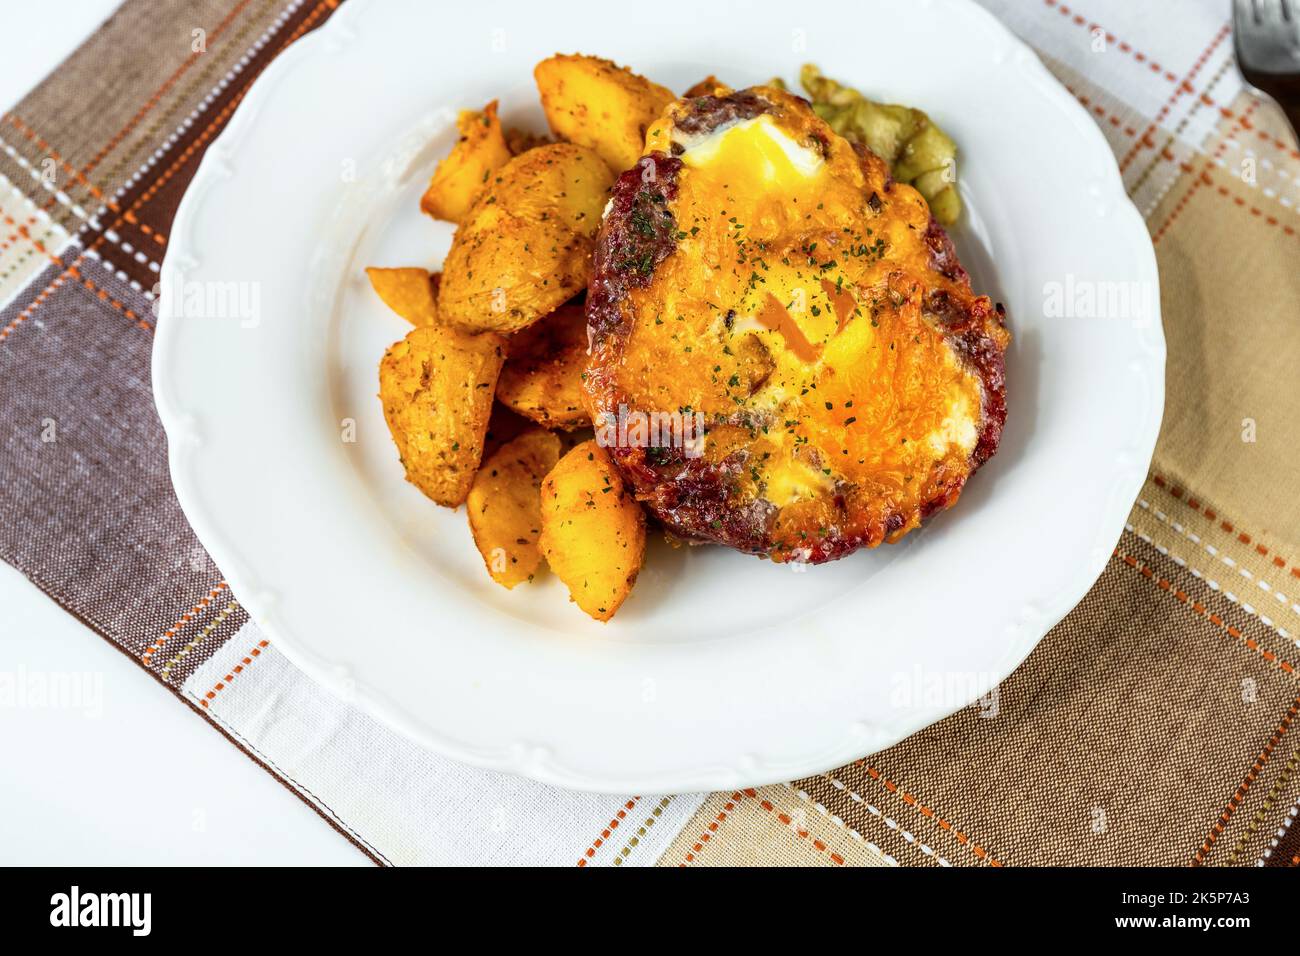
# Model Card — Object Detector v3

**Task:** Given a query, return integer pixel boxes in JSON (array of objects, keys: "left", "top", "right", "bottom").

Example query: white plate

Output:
[{"left": 153, "top": 0, "right": 1164, "bottom": 792}]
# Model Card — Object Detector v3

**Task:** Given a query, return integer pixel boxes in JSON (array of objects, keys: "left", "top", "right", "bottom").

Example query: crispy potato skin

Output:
[
  {"left": 539, "top": 440, "right": 646, "bottom": 622},
  {"left": 534, "top": 54, "right": 675, "bottom": 174},
  {"left": 496, "top": 302, "right": 590, "bottom": 429},
  {"left": 366, "top": 267, "right": 441, "bottom": 326},
  {"left": 421, "top": 101, "right": 513, "bottom": 224},
  {"left": 438, "top": 143, "right": 614, "bottom": 334},
  {"left": 379, "top": 324, "right": 506, "bottom": 507},
  {"left": 466, "top": 429, "right": 562, "bottom": 589}
]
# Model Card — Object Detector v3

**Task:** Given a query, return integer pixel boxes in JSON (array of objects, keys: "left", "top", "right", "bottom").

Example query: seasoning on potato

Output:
[
  {"left": 539, "top": 440, "right": 646, "bottom": 622},
  {"left": 438, "top": 143, "right": 614, "bottom": 335},
  {"left": 466, "top": 429, "right": 562, "bottom": 589},
  {"left": 365, "top": 267, "right": 441, "bottom": 326},
  {"left": 421, "top": 100, "right": 512, "bottom": 224},
  {"left": 495, "top": 301, "right": 590, "bottom": 430},
  {"left": 378, "top": 324, "right": 506, "bottom": 507},
  {"left": 534, "top": 54, "right": 675, "bottom": 173}
]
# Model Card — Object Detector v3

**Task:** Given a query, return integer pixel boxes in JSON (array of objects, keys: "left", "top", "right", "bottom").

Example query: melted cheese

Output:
[
  {"left": 928, "top": 372, "right": 980, "bottom": 457},
  {"left": 763, "top": 455, "right": 836, "bottom": 505},
  {"left": 621, "top": 90, "right": 986, "bottom": 513}
]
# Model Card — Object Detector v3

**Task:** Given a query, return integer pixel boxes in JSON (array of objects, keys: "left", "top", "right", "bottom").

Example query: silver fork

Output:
[{"left": 1234, "top": 0, "right": 1300, "bottom": 140}]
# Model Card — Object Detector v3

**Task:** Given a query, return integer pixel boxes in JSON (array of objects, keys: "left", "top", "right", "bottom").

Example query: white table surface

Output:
[{"left": 0, "top": 0, "right": 366, "bottom": 866}]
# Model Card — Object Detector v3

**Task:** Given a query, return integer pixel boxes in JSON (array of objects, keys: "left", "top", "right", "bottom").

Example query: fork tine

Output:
[
  {"left": 1236, "top": 0, "right": 1300, "bottom": 60},
  {"left": 1233, "top": 0, "right": 1258, "bottom": 31},
  {"left": 1239, "top": 0, "right": 1287, "bottom": 27},
  {"left": 1258, "top": 0, "right": 1288, "bottom": 25}
]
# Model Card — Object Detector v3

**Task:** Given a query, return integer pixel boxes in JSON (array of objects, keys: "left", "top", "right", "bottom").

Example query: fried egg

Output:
[{"left": 585, "top": 87, "right": 1009, "bottom": 563}]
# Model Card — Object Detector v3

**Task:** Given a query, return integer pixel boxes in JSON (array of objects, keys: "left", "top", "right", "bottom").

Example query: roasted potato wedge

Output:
[
  {"left": 466, "top": 429, "right": 562, "bottom": 589},
  {"left": 496, "top": 302, "right": 590, "bottom": 430},
  {"left": 438, "top": 143, "right": 614, "bottom": 334},
  {"left": 539, "top": 440, "right": 646, "bottom": 621},
  {"left": 379, "top": 324, "right": 506, "bottom": 507},
  {"left": 421, "top": 101, "right": 513, "bottom": 224},
  {"left": 534, "top": 54, "right": 675, "bottom": 173},
  {"left": 366, "top": 267, "right": 441, "bottom": 326}
]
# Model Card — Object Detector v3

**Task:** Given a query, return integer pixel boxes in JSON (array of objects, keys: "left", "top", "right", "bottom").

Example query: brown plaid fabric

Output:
[
  {"left": 2, "top": 0, "right": 1298, "bottom": 866},
  {"left": 0, "top": 0, "right": 375, "bottom": 860}
]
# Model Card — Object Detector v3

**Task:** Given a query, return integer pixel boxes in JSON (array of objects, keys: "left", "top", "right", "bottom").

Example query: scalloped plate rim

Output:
[{"left": 153, "top": 0, "right": 1165, "bottom": 793}]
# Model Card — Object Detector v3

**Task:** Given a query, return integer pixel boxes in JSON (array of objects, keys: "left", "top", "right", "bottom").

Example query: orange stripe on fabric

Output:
[
  {"left": 1, "top": 176, "right": 172, "bottom": 343},
  {"left": 1151, "top": 166, "right": 1207, "bottom": 244},
  {"left": 1209, "top": 94, "right": 1300, "bottom": 162},
  {"left": 677, "top": 790, "right": 750, "bottom": 866},
  {"left": 0, "top": 238, "right": 146, "bottom": 345},
  {"left": 1043, "top": 0, "right": 1300, "bottom": 163},
  {"left": 574, "top": 797, "right": 639, "bottom": 867},
  {"left": 1115, "top": 549, "right": 1298, "bottom": 678},
  {"left": 847, "top": 765, "right": 1003, "bottom": 866},
  {"left": 160, "top": 600, "right": 240, "bottom": 683},
  {"left": 79, "top": 0, "right": 257, "bottom": 176},
  {"left": 1226, "top": 748, "right": 1300, "bottom": 864},
  {"left": 1192, "top": 697, "right": 1300, "bottom": 866},
  {"left": 754, "top": 796, "right": 846, "bottom": 865},
  {"left": 609, "top": 796, "right": 673, "bottom": 866},
  {"left": 1118, "top": 23, "right": 1231, "bottom": 173},
  {"left": 199, "top": 638, "right": 270, "bottom": 708},
  {"left": 119, "top": 0, "right": 338, "bottom": 227},
  {"left": 1150, "top": 472, "right": 1300, "bottom": 581},
  {"left": 1151, "top": 100, "right": 1262, "bottom": 245},
  {"left": 1043, "top": 0, "right": 1179, "bottom": 81},
  {"left": 140, "top": 581, "right": 228, "bottom": 662},
  {"left": 3, "top": 0, "right": 339, "bottom": 252},
  {"left": 0, "top": 0, "right": 341, "bottom": 349},
  {"left": 1066, "top": 87, "right": 1138, "bottom": 139},
  {"left": 0, "top": 271, "right": 67, "bottom": 341},
  {"left": 0, "top": 213, "right": 38, "bottom": 254},
  {"left": 0, "top": 212, "right": 146, "bottom": 345},
  {"left": 1204, "top": 176, "right": 1300, "bottom": 238},
  {"left": 2, "top": 113, "right": 166, "bottom": 244},
  {"left": 1125, "top": 58, "right": 1236, "bottom": 201}
]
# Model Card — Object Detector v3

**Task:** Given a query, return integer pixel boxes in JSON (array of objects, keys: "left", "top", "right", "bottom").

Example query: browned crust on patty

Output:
[{"left": 585, "top": 89, "right": 1008, "bottom": 563}]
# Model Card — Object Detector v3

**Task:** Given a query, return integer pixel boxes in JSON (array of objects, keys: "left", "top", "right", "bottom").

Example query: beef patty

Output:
[{"left": 584, "top": 86, "right": 1009, "bottom": 563}]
